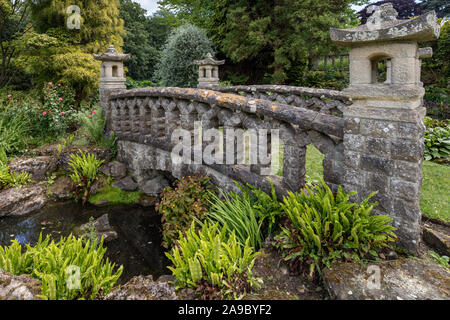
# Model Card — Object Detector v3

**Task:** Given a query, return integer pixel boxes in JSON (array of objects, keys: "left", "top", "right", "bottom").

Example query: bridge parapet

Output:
[{"left": 107, "top": 87, "right": 346, "bottom": 197}]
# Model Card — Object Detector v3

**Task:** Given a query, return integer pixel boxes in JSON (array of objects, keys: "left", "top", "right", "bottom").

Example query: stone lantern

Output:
[
  {"left": 194, "top": 53, "right": 225, "bottom": 88},
  {"left": 94, "top": 45, "right": 130, "bottom": 109},
  {"left": 330, "top": 4, "right": 440, "bottom": 252}
]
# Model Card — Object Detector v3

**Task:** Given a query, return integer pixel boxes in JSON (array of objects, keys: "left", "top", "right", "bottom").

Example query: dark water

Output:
[{"left": 0, "top": 202, "right": 170, "bottom": 284}]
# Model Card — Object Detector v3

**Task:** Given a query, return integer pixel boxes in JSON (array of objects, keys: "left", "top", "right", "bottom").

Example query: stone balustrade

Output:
[{"left": 106, "top": 87, "right": 346, "bottom": 198}]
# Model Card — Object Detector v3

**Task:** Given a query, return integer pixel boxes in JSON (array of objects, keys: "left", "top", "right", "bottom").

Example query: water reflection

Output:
[{"left": 0, "top": 202, "right": 170, "bottom": 284}]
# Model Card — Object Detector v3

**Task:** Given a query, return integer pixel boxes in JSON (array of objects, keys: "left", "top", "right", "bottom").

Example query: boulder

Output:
[
  {"left": 77, "top": 214, "right": 118, "bottom": 243},
  {"left": 138, "top": 194, "right": 157, "bottom": 207},
  {"left": 0, "top": 270, "right": 42, "bottom": 300},
  {"left": 112, "top": 176, "right": 138, "bottom": 191},
  {"left": 323, "top": 258, "right": 450, "bottom": 300},
  {"left": 0, "top": 185, "right": 46, "bottom": 217},
  {"left": 105, "top": 275, "right": 176, "bottom": 300},
  {"left": 109, "top": 161, "right": 127, "bottom": 179},
  {"left": 48, "top": 175, "right": 74, "bottom": 200},
  {"left": 423, "top": 222, "right": 450, "bottom": 257},
  {"left": 141, "top": 176, "right": 170, "bottom": 196},
  {"left": 9, "top": 156, "right": 57, "bottom": 180}
]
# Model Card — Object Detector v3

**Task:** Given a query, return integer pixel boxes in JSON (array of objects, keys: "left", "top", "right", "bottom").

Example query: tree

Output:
[
  {"left": 23, "top": 0, "right": 125, "bottom": 101},
  {"left": 155, "top": 24, "right": 214, "bottom": 88},
  {"left": 0, "top": 0, "right": 30, "bottom": 87},
  {"left": 421, "top": 0, "right": 449, "bottom": 18},
  {"left": 209, "top": 0, "right": 357, "bottom": 84},
  {"left": 358, "top": 0, "right": 422, "bottom": 24},
  {"left": 157, "top": 0, "right": 215, "bottom": 29},
  {"left": 119, "top": 0, "right": 160, "bottom": 80}
]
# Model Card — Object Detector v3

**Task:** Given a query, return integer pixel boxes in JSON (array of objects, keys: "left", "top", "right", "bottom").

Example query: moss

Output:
[{"left": 89, "top": 186, "right": 143, "bottom": 206}]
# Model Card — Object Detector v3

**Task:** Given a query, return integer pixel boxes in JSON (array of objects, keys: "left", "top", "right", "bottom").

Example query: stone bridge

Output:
[{"left": 94, "top": 5, "right": 441, "bottom": 252}]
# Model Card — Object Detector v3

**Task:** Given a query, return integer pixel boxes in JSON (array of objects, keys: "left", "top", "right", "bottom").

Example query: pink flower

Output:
[
  {"left": 61, "top": 112, "right": 65, "bottom": 116},
  {"left": 92, "top": 110, "right": 97, "bottom": 115},
  {"left": 58, "top": 84, "right": 62, "bottom": 87},
  {"left": 7, "top": 94, "right": 12, "bottom": 99},
  {"left": 88, "top": 115, "right": 92, "bottom": 118},
  {"left": 58, "top": 97, "right": 63, "bottom": 102},
  {"left": 42, "top": 112, "right": 47, "bottom": 116},
  {"left": 48, "top": 82, "right": 53, "bottom": 86}
]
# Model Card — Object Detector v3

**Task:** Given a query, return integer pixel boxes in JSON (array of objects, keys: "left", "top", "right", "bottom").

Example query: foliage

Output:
[
  {"left": 0, "top": 0, "right": 33, "bottom": 87},
  {"left": 68, "top": 150, "right": 104, "bottom": 205},
  {"left": 0, "top": 83, "right": 79, "bottom": 156},
  {"left": 165, "top": 222, "right": 261, "bottom": 299},
  {"left": 77, "top": 108, "right": 117, "bottom": 158},
  {"left": 297, "top": 70, "right": 350, "bottom": 90},
  {"left": 125, "top": 77, "right": 161, "bottom": 89},
  {"left": 424, "top": 125, "right": 450, "bottom": 160},
  {"left": 18, "top": 0, "right": 125, "bottom": 102},
  {"left": 207, "top": 181, "right": 282, "bottom": 249},
  {"left": 0, "top": 233, "right": 123, "bottom": 300},
  {"left": 274, "top": 181, "right": 397, "bottom": 280},
  {"left": 154, "top": 23, "right": 214, "bottom": 88},
  {"left": 209, "top": 0, "right": 356, "bottom": 84},
  {"left": 89, "top": 185, "right": 143, "bottom": 206},
  {"left": 119, "top": 0, "right": 163, "bottom": 81},
  {"left": 428, "top": 250, "right": 449, "bottom": 268},
  {"left": 421, "top": 0, "right": 450, "bottom": 18},
  {"left": 0, "top": 162, "right": 32, "bottom": 190},
  {"left": 358, "top": 0, "right": 422, "bottom": 25},
  {"left": 207, "top": 187, "right": 263, "bottom": 250},
  {"left": 156, "top": 174, "right": 213, "bottom": 249}
]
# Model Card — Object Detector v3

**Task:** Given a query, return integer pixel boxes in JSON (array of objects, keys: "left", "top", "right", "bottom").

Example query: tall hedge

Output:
[{"left": 155, "top": 24, "right": 214, "bottom": 88}]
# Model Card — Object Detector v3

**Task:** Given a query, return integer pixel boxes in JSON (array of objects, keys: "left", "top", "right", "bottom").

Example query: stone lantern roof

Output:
[
  {"left": 330, "top": 4, "right": 440, "bottom": 46},
  {"left": 94, "top": 45, "right": 130, "bottom": 62},
  {"left": 194, "top": 53, "right": 225, "bottom": 66}
]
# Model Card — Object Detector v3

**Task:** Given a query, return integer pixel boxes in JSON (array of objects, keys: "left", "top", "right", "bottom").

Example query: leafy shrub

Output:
[
  {"left": 155, "top": 23, "right": 214, "bottom": 88},
  {"left": 165, "top": 222, "right": 261, "bottom": 299},
  {"left": 0, "top": 167, "right": 32, "bottom": 190},
  {"left": 156, "top": 174, "right": 213, "bottom": 249},
  {"left": 77, "top": 107, "right": 117, "bottom": 157},
  {"left": 125, "top": 77, "right": 161, "bottom": 89},
  {"left": 0, "top": 234, "right": 123, "bottom": 300},
  {"left": 207, "top": 181, "right": 282, "bottom": 250},
  {"left": 297, "top": 70, "right": 349, "bottom": 90},
  {"left": 424, "top": 125, "right": 450, "bottom": 160},
  {"left": 0, "top": 151, "right": 32, "bottom": 190},
  {"left": 274, "top": 181, "right": 397, "bottom": 280},
  {"left": 428, "top": 250, "right": 449, "bottom": 268},
  {"left": 68, "top": 151, "right": 104, "bottom": 205}
]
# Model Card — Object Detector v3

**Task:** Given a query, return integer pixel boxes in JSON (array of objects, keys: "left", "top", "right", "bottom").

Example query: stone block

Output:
[
  {"left": 393, "top": 160, "right": 422, "bottom": 182},
  {"left": 390, "top": 178, "right": 420, "bottom": 200},
  {"left": 365, "top": 137, "right": 390, "bottom": 157},
  {"left": 365, "top": 172, "right": 389, "bottom": 194},
  {"left": 391, "top": 140, "right": 424, "bottom": 162},
  {"left": 360, "top": 155, "right": 393, "bottom": 175},
  {"left": 344, "top": 134, "right": 365, "bottom": 152},
  {"left": 360, "top": 119, "right": 396, "bottom": 139}
]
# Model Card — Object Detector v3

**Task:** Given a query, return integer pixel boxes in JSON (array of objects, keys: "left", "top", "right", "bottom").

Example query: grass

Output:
[
  {"left": 421, "top": 161, "right": 450, "bottom": 223},
  {"left": 305, "top": 145, "right": 449, "bottom": 223},
  {"left": 305, "top": 145, "right": 324, "bottom": 183},
  {"left": 89, "top": 185, "right": 143, "bottom": 206}
]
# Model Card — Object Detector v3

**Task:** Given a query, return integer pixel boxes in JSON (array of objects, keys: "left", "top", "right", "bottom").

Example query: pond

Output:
[{"left": 0, "top": 201, "right": 170, "bottom": 284}]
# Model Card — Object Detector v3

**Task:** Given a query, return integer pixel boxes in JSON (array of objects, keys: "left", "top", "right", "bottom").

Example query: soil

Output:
[{"left": 244, "top": 239, "right": 327, "bottom": 300}]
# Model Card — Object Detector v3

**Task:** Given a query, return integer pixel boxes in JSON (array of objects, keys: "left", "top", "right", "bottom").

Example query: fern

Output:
[
  {"left": 0, "top": 234, "right": 123, "bottom": 300},
  {"left": 165, "top": 222, "right": 262, "bottom": 299},
  {"left": 274, "top": 179, "right": 397, "bottom": 279},
  {"left": 68, "top": 150, "right": 104, "bottom": 205}
]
